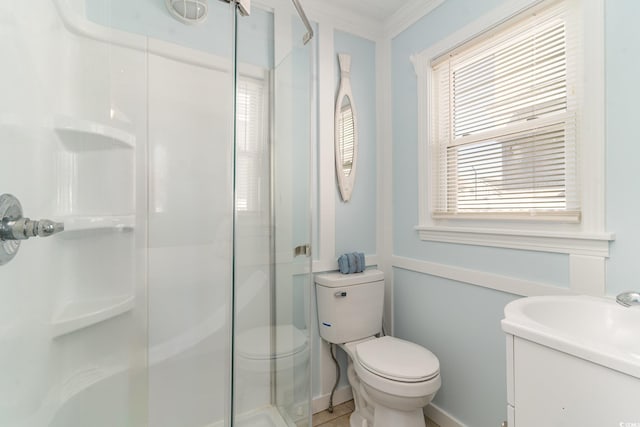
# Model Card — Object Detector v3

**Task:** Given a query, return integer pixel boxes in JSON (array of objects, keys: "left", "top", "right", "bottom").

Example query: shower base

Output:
[{"left": 206, "top": 405, "right": 294, "bottom": 427}]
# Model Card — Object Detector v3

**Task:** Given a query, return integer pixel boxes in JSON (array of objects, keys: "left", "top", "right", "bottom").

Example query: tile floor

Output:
[{"left": 312, "top": 401, "right": 441, "bottom": 427}]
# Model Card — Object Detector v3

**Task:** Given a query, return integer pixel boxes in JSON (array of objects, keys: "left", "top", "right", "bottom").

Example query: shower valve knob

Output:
[
  {"left": 0, "top": 194, "right": 64, "bottom": 266},
  {"left": 1, "top": 217, "right": 64, "bottom": 240}
]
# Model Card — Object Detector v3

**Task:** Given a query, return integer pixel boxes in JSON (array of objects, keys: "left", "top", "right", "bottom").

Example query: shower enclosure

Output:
[{"left": 0, "top": 0, "right": 313, "bottom": 426}]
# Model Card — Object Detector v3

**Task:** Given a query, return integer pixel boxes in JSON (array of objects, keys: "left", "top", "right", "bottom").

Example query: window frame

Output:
[
  {"left": 234, "top": 65, "right": 272, "bottom": 228},
  {"left": 410, "top": 0, "right": 613, "bottom": 256},
  {"left": 236, "top": 72, "right": 270, "bottom": 215}
]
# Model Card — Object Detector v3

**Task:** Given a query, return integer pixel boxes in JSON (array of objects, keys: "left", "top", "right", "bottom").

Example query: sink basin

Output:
[{"left": 502, "top": 295, "right": 640, "bottom": 379}]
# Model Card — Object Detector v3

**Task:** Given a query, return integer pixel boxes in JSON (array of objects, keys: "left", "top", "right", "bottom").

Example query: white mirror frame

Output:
[{"left": 335, "top": 53, "right": 358, "bottom": 202}]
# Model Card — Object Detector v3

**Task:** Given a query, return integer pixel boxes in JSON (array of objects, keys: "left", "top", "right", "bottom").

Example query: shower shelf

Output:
[
  {"left": 57, "top": 215, "right": 135, "bottom": 234},
  {"left": 51, "top": 295, "right": 135, "bottom": 338},
  {"left": 52, "top": 115, "right": 136, "bottom": 150}
]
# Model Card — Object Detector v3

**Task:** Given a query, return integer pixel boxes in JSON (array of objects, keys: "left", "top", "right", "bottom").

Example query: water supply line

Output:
[{"left": 328, "top": 343, "right": 340, "bottom": 413}]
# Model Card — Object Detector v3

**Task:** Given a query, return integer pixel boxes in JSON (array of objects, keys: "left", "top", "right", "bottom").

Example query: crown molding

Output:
[
  {"left": 384, "top": 0, "right": 445, "bottom": 39},
  {"left": 256, "top": 0, "right": 446, "bottom": 42},
  {"left": 302, "top": 0, "right": 382, "bottom": 41}
]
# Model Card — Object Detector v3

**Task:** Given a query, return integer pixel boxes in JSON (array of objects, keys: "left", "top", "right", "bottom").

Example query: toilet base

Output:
[
  {"left": 340, "top": 339, "right": 437, "bottom": 427},
  {"left": 349, "top": 410, "right": 367, "bottom": 427},
  {"left": 372, "top": 406, "right": 425, "bottom": 427},
  {"left": 348, "top": 405, "right": 425, "bottom": 427}
]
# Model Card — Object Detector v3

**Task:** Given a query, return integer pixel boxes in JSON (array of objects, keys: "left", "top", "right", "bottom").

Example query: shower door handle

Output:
[
  {"left": 294, "top": 244, "right": 310, "bottom": 257},
  {"left": 1, "top": 194, "right": 64, "bottom": 265}
]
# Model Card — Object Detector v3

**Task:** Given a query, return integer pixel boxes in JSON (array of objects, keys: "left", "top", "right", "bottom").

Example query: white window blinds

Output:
[
  {"left": 431, "top": 2, "right": 580, "bottom": 220},
  {"left": 236, "top": 75, "right": 268, "bottom": 213}
]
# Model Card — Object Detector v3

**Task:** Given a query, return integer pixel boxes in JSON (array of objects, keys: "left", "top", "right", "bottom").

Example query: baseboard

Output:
[
  {"left": 311, "top": 385, "right": 353, "bottom": 414},
  {"left": 424, "top": 403, "right": 467, "bottom": 427},
  {"left": 313, "top": 389, "right": 464, "bottom": 426}
]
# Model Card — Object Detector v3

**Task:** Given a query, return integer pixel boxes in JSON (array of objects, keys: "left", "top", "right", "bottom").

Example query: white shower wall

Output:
[{"left": 0, "top": 1, "right": 148, "bottom": 426}]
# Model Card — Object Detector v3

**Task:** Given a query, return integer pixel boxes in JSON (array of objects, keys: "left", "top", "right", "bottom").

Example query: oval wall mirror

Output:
[{"left": 335, "top": 53, "right": 358, "bottom": 202}]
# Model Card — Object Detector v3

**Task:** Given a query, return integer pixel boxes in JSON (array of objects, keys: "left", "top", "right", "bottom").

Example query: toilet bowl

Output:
[
  {"left": 343, "top": 336, "right": 440, "bottom": 426},
  {"left": 315, "top": 270, "right": 441, "bottom": 427},
  {"left": 235, "top": 324, "right": 309, "bottom": 416}
]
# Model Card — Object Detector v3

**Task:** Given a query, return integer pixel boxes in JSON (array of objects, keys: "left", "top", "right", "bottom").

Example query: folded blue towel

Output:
[
  {"left": 338, "top": 254, "right": 350, "bottom": 274},
  {"left": 337, "top": 252, "right": 366, "bottom": 274},
  {"left": 356, "top": 252, "right": 365, "bottom": 272},
  {"left": 347, "top": 252, "right": 357, "bottom": 274}
]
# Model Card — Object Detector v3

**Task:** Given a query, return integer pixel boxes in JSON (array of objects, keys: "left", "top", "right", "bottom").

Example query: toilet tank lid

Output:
[{"left": 315, "top": 269, "right": 384, "bottom": 287}]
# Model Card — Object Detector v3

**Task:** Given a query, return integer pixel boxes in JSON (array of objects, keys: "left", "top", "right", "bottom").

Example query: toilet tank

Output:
[{"left": 315, "top": 269, "right": 385, "bottom": 344}]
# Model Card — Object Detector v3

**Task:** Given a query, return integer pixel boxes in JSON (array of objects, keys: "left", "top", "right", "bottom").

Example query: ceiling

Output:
[
  {"left": 315, "top": 0, "right": 409, "bottom": 23},
  {"left": 299, "top": 0, "right": 445, "bottom": 38}
]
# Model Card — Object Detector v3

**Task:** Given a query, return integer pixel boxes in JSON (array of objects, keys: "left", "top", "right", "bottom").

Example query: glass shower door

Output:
[
  {"left": 142, "top": 2, "right": 236, "bottom": 427},
  {"left": 234, "top": 6, "right": 313, "bottom": 427},
  {"left": 79, "top": 1, "right": 238, "bottom": 426},
  {"left": 272, "top": 18, "right": 313, "bottom": 426},
  {"left": 0, "top": 1, "right": 148, "bottom": 426}
]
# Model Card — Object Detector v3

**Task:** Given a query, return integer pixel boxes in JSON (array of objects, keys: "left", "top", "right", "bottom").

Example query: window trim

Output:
[
  {"left": 410, "top": 0, "right": 613, "bottom": 255},
  {"left": 236, "top": 72, "right": 269, "bottom": 214},
  {"left": 235, "top": 65, "right": 271, "bottom": 221}
]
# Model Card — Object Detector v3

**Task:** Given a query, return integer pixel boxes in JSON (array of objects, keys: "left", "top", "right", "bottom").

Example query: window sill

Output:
[
  {"left": 415, "top": 225, "right": 615, "bottom": 257},
  {"left": 431, "top": 210, "right": 581, "bottom": 223}
]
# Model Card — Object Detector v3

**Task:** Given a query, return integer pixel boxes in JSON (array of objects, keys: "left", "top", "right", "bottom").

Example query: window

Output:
[
  {"left": 431, "top": 1, "right": 579, "bottom": 221},
  {"left": 236, "top": 74, "right": 268, "bottom": 213},
  {"left": 411, "top": 0, "right": 611, "bottom": 254}
]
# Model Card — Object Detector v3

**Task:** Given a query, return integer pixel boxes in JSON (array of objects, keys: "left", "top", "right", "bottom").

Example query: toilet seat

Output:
[
  {"left": 237, "top": 325, "right": 308, "bottom": 360},
  {"left": 356, "top": 336, "right": 439, "bottom": 382},
  {"left": 346, "top": 336, "right": 441, "bottom": 399}
]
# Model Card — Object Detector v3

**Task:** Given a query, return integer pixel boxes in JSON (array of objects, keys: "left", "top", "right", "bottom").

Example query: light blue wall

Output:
[
  {"left": 391, "top": 0, "right": 497, "bottom": 264},
  {"left": 334, "top": 31, "right": 377, "bottom": 257},
  {"left": 310, "top": 30, "right": 379, "bottom": 400},
  {"left": 394, "top": 268, "right": 519, "bottom": 427},
  {"left": 390, "top": 4, "right": 565, "bottom": 422},
  {"left": 390, "top": 0, "right": 569, "bottom": 286},
  {"left": 390, "top": 0, "right": 640, "bottom": 425},
  {"left": 86, "top": 0, "right": 274, "bottom": 69},
  {"left": 604, "top": 0, "right": 640, "bottom": 296}
]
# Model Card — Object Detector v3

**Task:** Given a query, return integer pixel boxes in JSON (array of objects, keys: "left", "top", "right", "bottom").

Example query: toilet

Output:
[
  {"left": 315, "top": 269, "right": 440, "bottom": 427},
  {"left": 235, "top": 324, "right": 310, "bottom": 417}
]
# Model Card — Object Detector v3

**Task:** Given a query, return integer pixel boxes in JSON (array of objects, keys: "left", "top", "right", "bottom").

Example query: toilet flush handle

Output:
[{"left": 334, "top": 291, "right": 347, "bottom": 297}]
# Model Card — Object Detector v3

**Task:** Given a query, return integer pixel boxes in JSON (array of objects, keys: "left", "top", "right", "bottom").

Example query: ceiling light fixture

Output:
[{"left": 166, "top": 0, "right": 208, "bottom": 25}]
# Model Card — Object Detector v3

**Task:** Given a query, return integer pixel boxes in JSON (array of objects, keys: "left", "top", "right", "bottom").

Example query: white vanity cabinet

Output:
[
  {"left": 502, "top": 295, "right": 640, "bottom": 427},
  {"left": 505, "top": 334, "right": 640, "bottom": 426}
]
